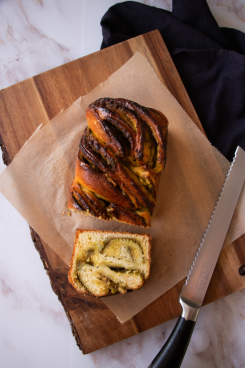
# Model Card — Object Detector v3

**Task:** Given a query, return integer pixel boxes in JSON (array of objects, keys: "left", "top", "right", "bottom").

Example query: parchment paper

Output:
[{"left": 0, "top": 52, "right": 245, "bottom": 323}]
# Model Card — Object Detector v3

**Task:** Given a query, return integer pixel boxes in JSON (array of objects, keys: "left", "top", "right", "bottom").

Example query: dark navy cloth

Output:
[{"left": 100, "top": 0, "right": 245, "bottom": 161}]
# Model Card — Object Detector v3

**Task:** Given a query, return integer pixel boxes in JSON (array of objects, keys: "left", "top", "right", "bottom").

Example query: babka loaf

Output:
[
  {"left": 68, "top": 230, "right": 152, "bottom": 296},
  {"left": 68, "top": 98, "right": 168, "bottom": 227}
]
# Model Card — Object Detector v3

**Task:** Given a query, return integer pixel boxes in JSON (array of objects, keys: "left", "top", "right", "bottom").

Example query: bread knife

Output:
[{"left": 149, "top": 146, "right": 245, "bottom": 368}]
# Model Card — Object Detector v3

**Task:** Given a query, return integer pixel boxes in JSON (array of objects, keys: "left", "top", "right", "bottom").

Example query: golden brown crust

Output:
[
  {"left": 68, "top": 229, "right": 152, "bottom": 297},
  {"left": 68, "top": 98, "right": 168, "bottom": 227}
]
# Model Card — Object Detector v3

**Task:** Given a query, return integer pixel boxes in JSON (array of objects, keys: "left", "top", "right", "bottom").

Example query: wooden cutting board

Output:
[{"left": 1, "top": 30, "right": 245, "bottom": 354}]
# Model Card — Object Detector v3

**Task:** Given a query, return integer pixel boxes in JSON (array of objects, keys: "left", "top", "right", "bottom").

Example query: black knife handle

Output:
[{"left": 148, "top": 316, "right": 196, "bottom": 368}]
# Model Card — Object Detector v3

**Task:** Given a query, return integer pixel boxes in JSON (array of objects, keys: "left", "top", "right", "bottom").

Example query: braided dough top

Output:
[{"left": 68, "top": 98, "right": 168, "bottom": 227}]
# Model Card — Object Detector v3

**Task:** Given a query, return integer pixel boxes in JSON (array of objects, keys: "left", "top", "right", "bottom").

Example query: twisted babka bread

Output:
[
  {"left": 68, "top": 98, "right": 168, "bottom": 227},
  {"left": 68, "top": 230, "right": 152, "bottom": 296}
]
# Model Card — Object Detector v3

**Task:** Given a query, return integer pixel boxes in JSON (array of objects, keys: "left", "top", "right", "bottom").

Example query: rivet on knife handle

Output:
[{"left": 149, "top": 146, "right": 245, "bottom": 368}]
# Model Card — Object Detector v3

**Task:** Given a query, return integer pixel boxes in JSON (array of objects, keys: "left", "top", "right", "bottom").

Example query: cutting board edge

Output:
[
  {"left": 1, "top": 30, "right": 245, "bottom": 354},
  {"left": 29, "top": 228, "right": 87, "bottom": 354}
]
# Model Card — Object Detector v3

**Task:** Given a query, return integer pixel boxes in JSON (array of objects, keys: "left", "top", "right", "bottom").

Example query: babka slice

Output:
[{"left": 68, "top": 230, "right": 152, "bottom": 297}]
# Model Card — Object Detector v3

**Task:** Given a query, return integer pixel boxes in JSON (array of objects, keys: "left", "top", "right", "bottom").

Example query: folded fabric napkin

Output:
[{"left": 101, "top": 0, "right": 245, "bottom": 162}]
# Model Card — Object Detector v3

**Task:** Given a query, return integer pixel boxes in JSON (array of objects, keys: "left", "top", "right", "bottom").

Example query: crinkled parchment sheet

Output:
[{"left": 1, "top": 52, "right": 245, "bottom": 323}]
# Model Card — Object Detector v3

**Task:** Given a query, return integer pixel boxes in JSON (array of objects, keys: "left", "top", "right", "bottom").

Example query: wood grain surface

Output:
[{"left": 1, "top": 30, "right": 245, "bottom": 354}]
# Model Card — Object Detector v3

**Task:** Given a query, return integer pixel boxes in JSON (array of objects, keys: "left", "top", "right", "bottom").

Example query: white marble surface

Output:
[{"left": 1, "top": 1, "right": 245, "bottom": 367}]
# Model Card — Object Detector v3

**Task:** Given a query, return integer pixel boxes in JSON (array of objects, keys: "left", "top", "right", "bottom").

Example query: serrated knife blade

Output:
[{"left": 149, "top": 146, "right": 245, "bottom": 368}]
